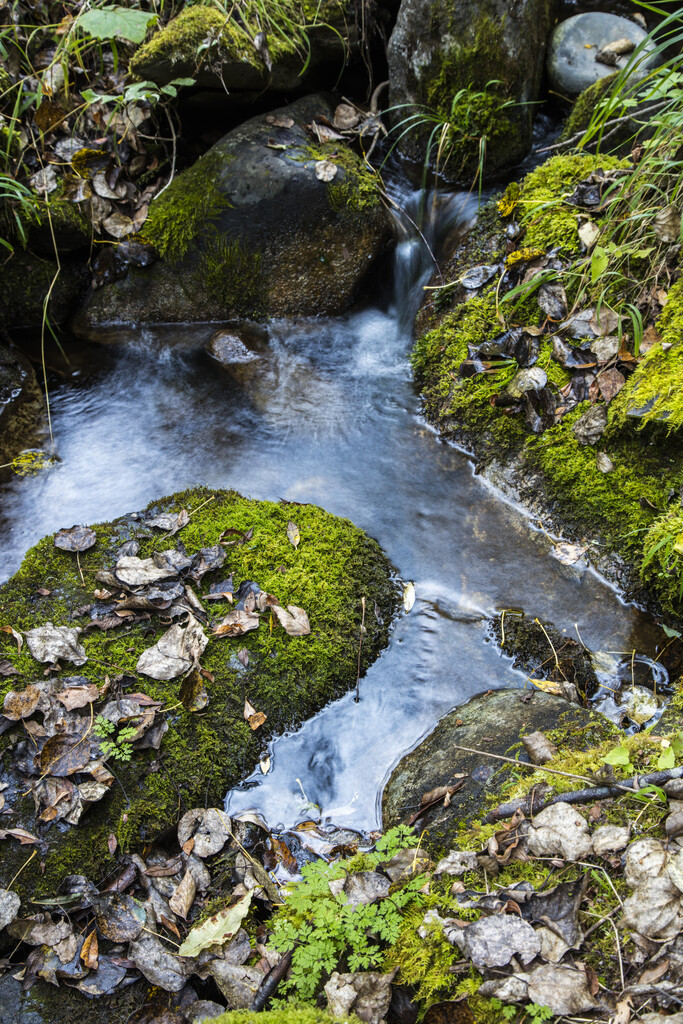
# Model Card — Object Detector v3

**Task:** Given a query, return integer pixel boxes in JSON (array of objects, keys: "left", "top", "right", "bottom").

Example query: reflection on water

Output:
[{"left": 0, "top": 184, "right": 666, "bottom": 832}]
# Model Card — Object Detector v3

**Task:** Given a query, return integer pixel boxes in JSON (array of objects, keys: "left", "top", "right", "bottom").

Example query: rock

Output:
[
  {"left": 572, "top": 403, "right": 608, "bottom": 445},
  {"left": 0, "top": 345, "right": 44, "bottom": 469},
  {"left": 129, "top": 4, "right": 361, "bottom": 103},
  {"left": 382, "top": 689, "right": 606, "bottom": 848},
  {"left": 547, "top": 13, "right": 657, "bottom": 97},
  {"left": 207, "top": 327, "right": 263, "bottom": 367},
  {"left": 0, "top": 488, "right": 396, "bottom": 911},
  {"left": 72, "top": 96, "right": 391, "bottom": 337},
  {"left": 0, "top": 250, "right": 89, "bottom": 330},
  {"left": 387, "top": 0, "right": 554, "bottom": 175}
]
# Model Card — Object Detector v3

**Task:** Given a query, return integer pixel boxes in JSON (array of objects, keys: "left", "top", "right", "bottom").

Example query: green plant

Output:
[
  {"left": 269, "top": 826, "right": 424, "bottom": 1001},
  {"left": 93, "top": 714, "right": 139, "bottom": 763}
]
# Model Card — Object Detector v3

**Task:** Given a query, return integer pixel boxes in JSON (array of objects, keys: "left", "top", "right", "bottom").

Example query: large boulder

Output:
[
  {"left": 382, "top": 688, "right": 614, "bottom": 848},
  {"left": 0, "top": 487, "right": 397, "bottom": 904},
  {"left": 547, "top": 13, "right": 657, "bottom": 97},
  {"left": 387, "top": 0, "right": 555, "bottom": 176},
  {"left": 72, "top": 95, "right": 392, "bottom": 337}
]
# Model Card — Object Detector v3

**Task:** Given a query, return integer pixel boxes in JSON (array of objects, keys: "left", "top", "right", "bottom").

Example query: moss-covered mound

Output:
[
  {"left": 412, "top": 151, "right": 683, "bottom": 617},
  {"left": 206, "top": 1007, "right": 361, "bottom": 1024},
  {"left": 0, "top": 488, "right": 397, "bottom": 899}
]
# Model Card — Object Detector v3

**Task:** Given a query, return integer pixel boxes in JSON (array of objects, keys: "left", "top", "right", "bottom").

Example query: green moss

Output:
[
  {"left": 641, "top": 509, "right": 683, "bottom": 611},
  {"left": 207, "top": 1009, "right": 361, "bottom": 1024},
  {"left": 301, "top": 143, "right": 381, "bottom": 213},
  {"left": 611, "top": 278, "right": 683, "bottom": 432},
  {"left": 0, "top": 488, "right": 397, "bottom": 898},
  {"left": 130, "top": 7, "right": 260, "bottom": 74},
  {"left": 383, "top": 898, "right": 458, "bottom": 1007},
  {"left": 199, "top": 234, "right": 265, "bottom": 315},
  {"left": 424, "top": 13, "right": 514, "bottom": 116},
  {"left": 143, "top": 148, "right": 230, "bottom": 261},
  {"left": 562, "top": 73, "right": 619, "bottom": 141},
  {"left": 520, "top": 152, "right": 628, "bottom": 250}
]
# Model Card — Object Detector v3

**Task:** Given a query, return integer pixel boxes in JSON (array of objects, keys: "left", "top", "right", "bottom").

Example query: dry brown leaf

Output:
[
  {"left": 81, "top": 929, "right": 99, "bottom": 969},
  {"left": 598, "top": 368, "right": 626, "bottom": 404},
  {"left": 270, "top": 603, "right": 310, "bottom": 637},
  {"left": 1, "top": 625, "right": 23, "bottom": 653},
  {"left": 56, "top": 682, "right": 99, "bottom": 709},
  {"left": 213, "top": 609, "right": 260, "bottom": 638},
  {"left": 3, "top": 684, "right": 41, "bottom": 721},
  {"left": 0, "top": 828, "right": 39, "bottom": 844},
  {"left": 169, "top": 868, "right": 196, "bottom": 920}
]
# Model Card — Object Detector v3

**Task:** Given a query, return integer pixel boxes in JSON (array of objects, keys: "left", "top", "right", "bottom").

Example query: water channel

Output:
[{"left": 0, "top": 182, "right": 666, "bottom": 835}]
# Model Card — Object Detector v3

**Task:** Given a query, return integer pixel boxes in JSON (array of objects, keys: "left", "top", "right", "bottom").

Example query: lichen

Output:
[
  {"left": 142, "top": 148, "right": 230, "bottom": 261},
  {"left": 0, "top": 488, "right": 397, "bottom": 898}
]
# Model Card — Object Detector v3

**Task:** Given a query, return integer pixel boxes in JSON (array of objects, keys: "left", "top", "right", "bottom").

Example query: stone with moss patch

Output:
[
  {"left": 129, "top": 2, "right": 356, "bottom": 99},
  {"left": 0, "top": 487, "right": 396, "bottom": 900},
  {"left": 207, "top": 1009, "right": 362, "bottom": 1024},
  {"left": 387, "top": 0, "right": 554, "bottom": 176},
  {"left": 72, "top": 95, "right": 391, "bottom": 336}
]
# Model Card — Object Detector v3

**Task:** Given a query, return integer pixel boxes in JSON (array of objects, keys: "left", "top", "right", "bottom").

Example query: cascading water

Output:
[{"left": 0, "top": 182, "right": 667, "bottom": 837}]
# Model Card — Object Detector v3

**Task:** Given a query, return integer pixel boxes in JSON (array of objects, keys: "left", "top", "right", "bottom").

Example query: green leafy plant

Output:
[
  {"left": 93, "top": 714, "right": 138, "bottom": 763},
  {"left": 269, "top": 826, "right": 424, "bottom": 1001}
]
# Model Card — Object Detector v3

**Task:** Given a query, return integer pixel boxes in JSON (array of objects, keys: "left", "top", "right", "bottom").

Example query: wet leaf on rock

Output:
[
  {"left": 114, "top": 554, "right": 178, "bottom": 587},
  {"left": 3, "top": 684, "right": 41, "bottom": 720},
  {"left": 177, "top": 808, "right": 232, "bottom": 858},
  {"left": 189, "top": 545, "right": 226, "bottom": 581},
  {"left": 265, "top": 114, "right": 294, "bottom": 128},
  {"left": 526, "top": 963, "right": 598, "bottom": 1015},
  {"left": 40, "top": 720, "right": 95, "bottom": 777},
  {"left": 168, "top": 868, "right": 196, "bottom": 920},
  {"left": 450, "top": 914, "right": 540, "bottom": 967},
  {"left": 102, "top": 212, "right": 134, "bottom": 238},
  {"left": 178, "top": 891, "right": 253, "bottom": 957},
  {"left": 26, "top": 623, "right": 87, "bottom": 666},
  {"left": 598, "top": 367, "right": 626, "bottom": 403},
  {"left": 342, "top": 871, "right": 391, "bottom": 907},
  {"left": 244, "top": 697, "right": 267, "bottom": 730},
  {"left": 75, "top": 955, "right": 129, "bottom": 996},
  {"left": 572, "top": 404, "right": 608, "bottom": 446},
  {"left": 324, "top": 970, "right": 395, "bottom": 1023},
  {"left": 137, "top": 615, "right": 208, "bottom": 680},
  {"left": 54, "top": 525, "right": 97, "bottom": 552},
  {"left": 538, "top": 282, "right": 567, "bottom": 320},
  {"left": 55, "top": 682, "right": 99, "bottom": 709},
  {"left": 461, "top": 265, "right": 499, "bottom": 290},
  {"left": 0, "top": 658, "right": 18, "bottom": 676},
  {"left": 333, "top": 103, "right": 360, "bottom": 130},
  {"left": 93, "top": 892, "right": 146, "bottom": 941},
  {"left": 81, "top": 929, "right": 99, "bottom": 969},
  {"left": 147, "top": 509, "right": 189, "bottom": 535},
  {"left": 403, "top": 582, "right": 415, "bottom": 612},
  {"left": 552, "top": 542, "right": 586, "bottom": 566}
]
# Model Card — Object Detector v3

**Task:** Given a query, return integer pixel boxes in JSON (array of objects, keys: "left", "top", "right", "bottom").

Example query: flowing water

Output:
[{"left": 0, "top": 185, "right": 667, "bottom": 835}]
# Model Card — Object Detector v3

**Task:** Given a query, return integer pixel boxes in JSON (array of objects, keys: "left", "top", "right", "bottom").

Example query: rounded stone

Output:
[
  {"left": 208, "top": 329, "right": 261, "bottom": 367},
  {"left": 547, "top": 13, "right": 656, "bottom": 97}
]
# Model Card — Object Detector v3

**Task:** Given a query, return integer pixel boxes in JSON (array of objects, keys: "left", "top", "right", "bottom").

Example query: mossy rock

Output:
[
  {"left": 387, "top": 0, "right": 555, "bottom": 177},
  {"left": 0, "top": 487, "right": 397, "bottom": 900},
  {"left": 0, "top": 249, "right": 89, "bottom": 330},
  {"left": 410, "top": 151, "right": 683, "bottom": 617},
  {"left": 206, "top": 1007, "right": 361, "bottom": 1024},
  {"left": 382, "top": 688, "right": 616, "bottom": 849},
  {"left": 130, "top": 2, "right": 357, "bottom": 98},
  {"left": 72, "top": 95, "right": 391, "bottom": 336},
  {"left": 490, "top": 612, "right": 599, "bottom": 700}
]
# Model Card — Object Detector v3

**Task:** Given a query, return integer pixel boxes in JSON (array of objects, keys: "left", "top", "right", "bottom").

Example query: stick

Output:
[
  {"left": 537, "top": 99, "right": 668, "bottom": 154},
  {"left": 355, "top": 596, "right": 366, "bottom": 702},
  {"left": 483, "top": 765, "right": 683, "bottom": 823}
]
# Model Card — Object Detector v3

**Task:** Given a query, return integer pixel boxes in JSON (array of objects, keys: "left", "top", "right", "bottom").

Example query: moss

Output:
[
  {"left": 611, "top": 278, "right": 683, "bottom": 433},
  {"left": 142, "top": 148, "right": 230, "bottom": 261},
  {"left": 207, "top": 1008, "right": 361, "bottom": 1024},
  {"left": 0, "top": 488, "right": 397, "bottom": 898},
  {"left": 198, "top": 234, "right": 265, "bottom": 315},
  {"left": 383, "top": 898, "right": 458, "bottom": 1008},
  {"left": 130, "top": 7, "right": 260, "bottom": 75},
  {"left": 562, "top": 73, "right": 619, "bottom": 141},
  {"left": 301, "top": 143, "right": 382, "bottom": 213},
  {"left": 640, "top": 509, "right": 683, "bottom": 612},
  {"left": 519, "top": 152, "right": 629, "bottom": 250}
]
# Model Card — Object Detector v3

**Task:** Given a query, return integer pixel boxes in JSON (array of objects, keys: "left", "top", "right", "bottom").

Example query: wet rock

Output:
[
  {"left": 382, "top": 689, "right": 606, "bottom": 849},
  {"left": 72, "top": 95, "right": 392, "bottom": 336},
  {"left": 387, "top": 0, "right": 554, "bottom": 175},
  {"left": 547, "top": 13, "right": 657, "bottom": 97},
  {"left": 0, "top": 250, "right": 89, "bottom": 331},
  {"left": 0, "top": 345, "right": 44, "bottom": 469},
  {"left": 207, "top": 327, "right": 264, "bottom": 368},
  {"left": 572, "top": 403, "right": 608, "bottom": 445},
  {"left": 505, "top": 367, "right": 547, "bottom": 400},
  {"left": 491, "top": 612, "right": 599, "bottom": 700}
]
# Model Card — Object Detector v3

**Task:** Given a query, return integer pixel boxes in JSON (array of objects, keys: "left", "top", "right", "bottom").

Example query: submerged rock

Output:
[
  {"left": 547, "top": 13, "right": 656, "bottom": 97},
  {"left": 208, "top": 327, "right": 264, "bottom": 367},
  {"left": 72, "top": 95, "right": 392, "bottom": 337},
  {"left": 387, "top": 0, "right": 554, "bottom": 175},
  {"left": 0, "top": 345, "right": 44, "bottom": 468},
  {"left": 382, "top": 688, "right": 612, "bottom": 847},
  {"left": 0, "top": 488, "right": 397, "bottom": 904}
]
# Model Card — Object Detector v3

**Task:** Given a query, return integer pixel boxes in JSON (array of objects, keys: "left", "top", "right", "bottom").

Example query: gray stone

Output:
[
  {"left": 572, "top": 403, "right": 608, "bottom": 445},
  {"left": 382, "top": 689, "right": 601, "bottom": 848},
  {"left": 547, "top": 13, "right": 657, "bottom": 97},
  {"left": 72, "top": 95, "right": 392, "bottom": 337},
  {"left": 387, "top": 0, "right": 554, "bottom": 174},
  {"left": 208, "top": 328, "right": 262, "bottom": 367}
]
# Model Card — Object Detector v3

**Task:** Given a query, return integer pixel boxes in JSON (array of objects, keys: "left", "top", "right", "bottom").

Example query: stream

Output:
[{"left": 0, "top": 183, "right": 667, "bottom": 835}]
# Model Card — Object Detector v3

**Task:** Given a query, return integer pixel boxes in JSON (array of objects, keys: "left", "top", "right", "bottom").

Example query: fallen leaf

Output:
[
  {"left": 333, "top": 103, "right": 360, "bottom": 130},
  {"left": 315, "top": 159, "right": 338, "bottom": 182},
  {"left": 1, "top": 625, "right": 23, "bottom": 653},
  {"left": 108, "top": 833, "right": 117, "bottom": 855},
  {"left": 137, "top": 615, "right": 208, "bottom": 680},
  {"left": 527, "top": 803, "right": 593, "bottom": 861},
  {"left": 179, "top": 667, "right": 209, "bottom": 711},
  {"left": 270, "top": 603, "right": 310, "bottom": 636},
  {"left": 169, "top": 868, "right": 196, "bottom": 920},
  {"left": 324, "top": 970, "right": 396, "bottom": 1023},
  {"left": 403, "top": 582, "right": 415, "bottom": 612},
  {"left": 552, "top": 541, "right": 586, "bottom": 565},
  {"left": 213, "top": 609, "right": 260, "bottom": 638},
  {"left": 178, "top": 891, "right": 254, "bottom": 957},
  {"left": 93, "top": 892, "right": 146, "bottom": 941},
  {"left": 177, "top": 807, "right": 232, "bottom": 858},
  {"left": 287, "top": 520, "right": 300, "bottom": 549},
  {"left": 0, "top": 658, "right": 18, "bottom": 676},
  {"left": 81, "top": 929, "right": 99, "bottom": 969},
  {"left": 654, "top": 205, "right": 681, "bottom": 243},
  {"left": 26, "top": 623, "right": 87, "bottom": 666},
  {"left": 265, "top": 114, "right": 294, "bottom": 128},
  {"left": 54, "top": 525, "right": 97, "bottom": 552},
  {"left": 0, "top": 828, "right": 39, "bottom": 844},
  {"left": 260, "top": 756, "right": 271, "bottom": 774},
  {"left": 3, "top": 684, "right": 41, "bottom": 720},
  {"left": 578, "top": 220, "right": 600, "bottom": 250},
  {"left": 450, "top": 914, "right": 540, "bottom": 967},
  {"left": 147, "top": 509, "right": 189, "bottom": 535},
  {"left": 55, "top": 682, "right": 99, "bottom": 709},
  {"left": 598, "top": 367, "right": 626, "bottom": 403}
]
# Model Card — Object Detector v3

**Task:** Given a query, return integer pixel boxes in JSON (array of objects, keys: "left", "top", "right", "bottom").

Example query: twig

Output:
[
  {"left": 535, "top": 617, "right": 561, "bottom": 675},
  {"left": 445, "top": 742, "right": 596, "bottom": 785},
  {"left": 484, "top": 764, "right": 683, "bottom": 823},
  {"left": 537, "top": 99, "right": 668, "bottom": 154},
  {"left": 355, "top": 596, "right": 366, "bottom": 702}
]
